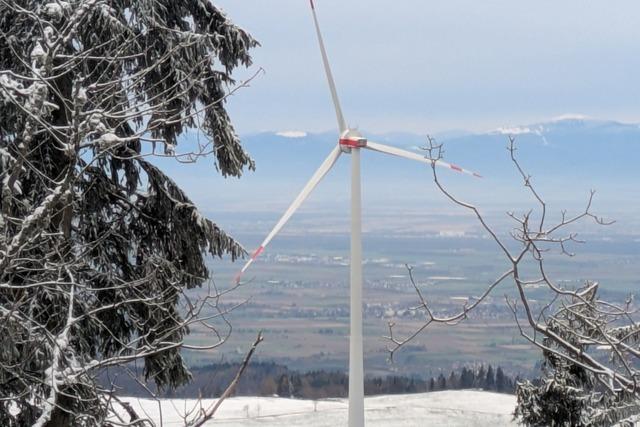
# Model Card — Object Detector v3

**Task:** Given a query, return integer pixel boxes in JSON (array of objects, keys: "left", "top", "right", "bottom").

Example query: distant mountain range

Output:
[
  {"left": 159, "top": 117, "right": 640, "bottom": 212},
  {"left": 243, "top": 116, "right": 639, "bottom": 180}
]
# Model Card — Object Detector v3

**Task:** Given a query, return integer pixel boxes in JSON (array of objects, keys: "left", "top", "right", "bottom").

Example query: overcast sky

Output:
[{"left": 214, "top": 0, "right": 639, "bottom": 134}]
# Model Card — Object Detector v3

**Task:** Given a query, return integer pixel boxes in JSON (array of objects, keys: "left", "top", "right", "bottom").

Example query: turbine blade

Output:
[
  {"left": 234, "top": 145, "right": 342, "bottom": 283},
  {"left": 365, "top": 141, "right": 482, "bottom": 178},
  {"left": 310, "top": 0, "right": 347, "bottom": 133}
]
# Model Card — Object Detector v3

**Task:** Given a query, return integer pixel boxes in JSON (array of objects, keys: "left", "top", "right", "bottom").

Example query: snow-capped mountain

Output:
[
  {"left": 241, "top": 117, "right": 639, "bottom": 182},
  {"left": 158, "top": 117, "right": 640, "bottom": 211}
]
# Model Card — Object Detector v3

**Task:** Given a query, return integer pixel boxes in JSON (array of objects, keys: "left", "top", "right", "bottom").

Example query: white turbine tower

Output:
[{"left": 235, "top": 2, "right": 481, "bottom": 426}]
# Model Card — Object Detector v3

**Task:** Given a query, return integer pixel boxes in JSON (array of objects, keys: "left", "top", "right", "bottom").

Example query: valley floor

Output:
[{"left": 119, "top": 390, "right": 517, "bottom": 426}]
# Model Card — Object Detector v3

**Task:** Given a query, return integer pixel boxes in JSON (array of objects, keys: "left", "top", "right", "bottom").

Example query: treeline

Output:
[
  {"left": 425, "top": 365, "right": 518, "bottom": 394},
  {"left": 109, "top": 362, "right": 519, "bottom": 399}
]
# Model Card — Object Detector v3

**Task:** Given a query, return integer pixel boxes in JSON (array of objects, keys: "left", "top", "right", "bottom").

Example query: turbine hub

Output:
[{"left": 339, "top": 129, "right": 367, "bottom": 151}]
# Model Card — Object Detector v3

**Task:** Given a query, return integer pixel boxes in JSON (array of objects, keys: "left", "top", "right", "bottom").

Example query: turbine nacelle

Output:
[{"left": 339, "top": 129, "right": 367, "bottom": 151}]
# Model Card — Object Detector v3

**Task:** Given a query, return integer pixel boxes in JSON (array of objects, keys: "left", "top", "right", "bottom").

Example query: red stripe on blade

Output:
[
  {"left": 450, "top": 164, "right": 463, "bottom": 172},
  {"left": 252, "top": 246, "right": 265, "bottom": 260}
]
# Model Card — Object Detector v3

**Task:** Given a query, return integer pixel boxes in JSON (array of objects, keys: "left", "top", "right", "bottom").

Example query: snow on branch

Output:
[{"left": 1, "top": 0, "right": 260, "bottom": 424}]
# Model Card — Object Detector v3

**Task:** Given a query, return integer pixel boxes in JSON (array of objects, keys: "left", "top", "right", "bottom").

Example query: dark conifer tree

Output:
[
  {"left": 496, "top": 367, "right": 507, "bottom": 393},
  {"left": 475, "top": 365, "right": 486, "bottom": 389},
  {"left": 459, "top": 367, "right": 475, "bottom": 389},
  {"left": 437, "top": 373, "right": 446, "bottom": 391},
  {"left": 448, "top": 371, "right": 459, "bottom": 390},
  {"left": 484, "top": 365, "right": 495, "bottom": 391},
  {"left": 290, "top": 374, "right": 303, "bottom": 398},
  {"left": 277, "top": 375, "right": 291, "bottom": 398},
  {"left": 0, "top": 1, "right": 257, "bottom": 425}
]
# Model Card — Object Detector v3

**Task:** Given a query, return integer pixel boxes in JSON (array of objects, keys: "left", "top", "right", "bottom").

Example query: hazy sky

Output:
[{"left": 215, "top": 0, "right": 639, "bottom": 134}]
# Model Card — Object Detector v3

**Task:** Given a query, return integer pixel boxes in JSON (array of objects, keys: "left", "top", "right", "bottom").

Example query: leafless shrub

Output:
[{"left": 385, "top": 136, "right": 640, "bottom": 424}]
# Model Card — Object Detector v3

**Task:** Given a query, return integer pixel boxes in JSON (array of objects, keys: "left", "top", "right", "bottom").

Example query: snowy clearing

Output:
[{"left": 118, "top": 390, "right": 517, "bottom": 426}]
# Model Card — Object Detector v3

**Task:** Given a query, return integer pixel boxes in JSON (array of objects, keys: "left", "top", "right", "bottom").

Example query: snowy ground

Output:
[{"left": 118, "top": 390, "right": 518, "bottom": 426}]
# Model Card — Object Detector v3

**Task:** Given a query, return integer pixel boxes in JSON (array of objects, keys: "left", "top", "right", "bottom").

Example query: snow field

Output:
[{"left": 119, "top": 390, "right": 517, "bottom": 426}]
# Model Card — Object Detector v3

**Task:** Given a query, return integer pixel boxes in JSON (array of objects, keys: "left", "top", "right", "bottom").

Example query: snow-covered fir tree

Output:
[
  {"left": 0, "top": 1, "right": 257, "bottom": 425},
  {"left": 515, "top": 286, "right": 640, "bottom": 427}
]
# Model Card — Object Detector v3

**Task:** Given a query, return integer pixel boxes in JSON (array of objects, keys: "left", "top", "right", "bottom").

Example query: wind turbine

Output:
[{"left": 234, "top": 1, "right": 481, "bottom": 426}]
